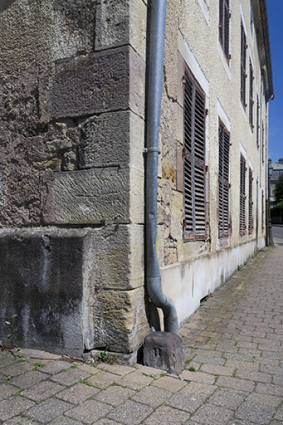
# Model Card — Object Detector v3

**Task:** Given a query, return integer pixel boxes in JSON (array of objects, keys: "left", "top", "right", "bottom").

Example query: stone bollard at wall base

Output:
[{"left": 143, "top": 332, "right": 185, "bottom": 375}]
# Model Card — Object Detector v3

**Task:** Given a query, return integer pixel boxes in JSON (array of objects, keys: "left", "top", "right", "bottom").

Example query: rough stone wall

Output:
[{"left": 0, "top": 0, "right": 149, "bottom": 357}]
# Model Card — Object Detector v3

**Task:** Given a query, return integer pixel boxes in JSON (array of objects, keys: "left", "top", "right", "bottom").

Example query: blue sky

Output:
[{"left": 267, "top": 1, "right": 283, "bottom": 163}]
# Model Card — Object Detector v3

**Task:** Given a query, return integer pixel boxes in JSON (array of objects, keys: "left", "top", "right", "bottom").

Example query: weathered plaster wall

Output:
[
  {"left": 0, "top": 0, "right": 148, "bottom": 358},
  {"left": 155, "top": 0, "right": 269, "bottom": 326}
]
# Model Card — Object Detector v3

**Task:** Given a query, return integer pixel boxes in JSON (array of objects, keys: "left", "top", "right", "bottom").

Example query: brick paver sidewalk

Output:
[{"left": 0, "top": 246, "right": 282, "bottom": 424}]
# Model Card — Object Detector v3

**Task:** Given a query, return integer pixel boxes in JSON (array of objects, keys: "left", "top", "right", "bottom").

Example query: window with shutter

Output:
[
  {"left": 262, "top": 189, "right": 264, "bottom": 230},
  {"left": 219, "top": 0, "right": 230, "bottom": 61},
  {"left": 240, "top": 154, "right": 246, "bottom": 236},
  {"left": 218, "top": 119, "right": 230, "bottom": 238},
  {"left": 249, "top": 61, "right": 254, "bottom": 130},
  {"left": 183, "top": 64, "right": 207, "bottom": 241},
  {"left": 240, "top": 22, "right": 247, "bottom": 108},
  {"left": 262, "top": 123, "right": 265, "bottom": 163},
  {"left": 256, "top": 96, "right": 260, "bottom": 148},
  {"left": 248, "top": 168, "right": 253, "bottom": 235}
]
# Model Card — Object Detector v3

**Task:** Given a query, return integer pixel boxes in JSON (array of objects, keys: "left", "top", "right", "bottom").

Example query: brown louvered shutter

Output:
[
  {"left": 183, "top": 65, "right": 206, "bottom": 241},
  {"left": 256, "top": 96, "right": 260, "bottom": 148},
  {"left": 219, "top": 0, "right": 230, "bottom": 60},
  {"left": 248, "top": 168, "right": 253, "bottom": 235},
  {"left": 218, "top": 120, "right": 230, "bottom": 238},
  {"left": 249, "top": 61, "right": 254, "bottom": 130},
  {"left": 240, "top": 154, "right": 246, "bottom": 236},
  {"left": 240, "top": 22, "right": 247, "bottom": 108},
  {"left": 262, "top": 123, "right": 265, "bottom": 163},
  {"left": 262, "top": 190, "right": 264, "bottom": 230}
]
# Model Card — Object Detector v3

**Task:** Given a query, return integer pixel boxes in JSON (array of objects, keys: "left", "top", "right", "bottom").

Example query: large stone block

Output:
[
  {"left": 79, "top": 111, "right": 144, "bottom": 171},
  {"left": 48, "top": 46, "right": 145, "bottom": 119},
  {"left": 89, "top": 224, "right": 144, "bottom": 291},
  {"left": 41, "top": 168, "right": 130, "bottom": 225},
  {"left": 0, "top": 228, "right": 95, "bottom": 357},
  {"left": 95, "top": 0, "right": 147, "bottom": 60},
  {"left": 93, "top": 286, "right": 149, "bottom": 353}
]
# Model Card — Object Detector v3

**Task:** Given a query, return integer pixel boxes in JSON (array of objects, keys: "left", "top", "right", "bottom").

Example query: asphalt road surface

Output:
[{"left": 272, "top": 224, "right": 283, "bottom": 243}]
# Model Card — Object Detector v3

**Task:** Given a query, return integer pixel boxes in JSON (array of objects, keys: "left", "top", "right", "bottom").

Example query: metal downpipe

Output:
[{"left": 145, "top": 0, "right": 178, "bottom": 334}]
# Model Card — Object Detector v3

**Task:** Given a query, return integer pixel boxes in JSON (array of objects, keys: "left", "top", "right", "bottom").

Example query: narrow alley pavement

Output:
[{"left": 0, "top": 241, "right": 282, "bottom": 425}]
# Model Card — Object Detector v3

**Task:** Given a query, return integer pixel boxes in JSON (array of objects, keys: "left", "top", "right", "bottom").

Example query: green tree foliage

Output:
[{"left": 274, "top": 174, "right": 283, "bottom": 203}]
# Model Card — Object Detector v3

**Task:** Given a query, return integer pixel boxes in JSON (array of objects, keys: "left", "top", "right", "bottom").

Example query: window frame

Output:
[
  {"left": 240, "top": 21, "right": 247, "bottom": 109},
  {"left": 240, "top": 154, "right": 246, "bottom": 236},
  {"left": 249, "top": 60, "right": 254, "bottom": 131},
  {"left": 182, "top": 63, "right": 207, "bottom": 242},
  {"left": 219, "top": 0, "right": 231, "bottom": 62},
  {"left": 256, "top": 95, "right": 260, "bottom": 148},
  {"left": 248, "top": 167, "right": 253, "bottom": 235},
  {"left": 218, "top": 119, "right": 230, "bottom": 238}
]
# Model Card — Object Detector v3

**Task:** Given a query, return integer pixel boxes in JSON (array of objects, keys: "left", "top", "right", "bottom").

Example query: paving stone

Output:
[
  {"left": 256, "top": 382, "right": 283, "bottom": 397},
  {"left": 151, "top": 376, "right": 187, "bottom": 393},
  {"left": 51, "top": 369, "right": 90, "bottom": 386},
  {"left": 95, "top": 385, "right": 135, "bottom": 406},
  {"left": 49, "top": 417, "right": 83, "bottom": 425},
  {"left": 93, "top": 420, "right": 121, "bottom": 425},
  {"left": 168, "top": 389, "right": 205, "bottom": 413},
  {"left": 217, "top": 376, "right": 254, "bottom": 392},
  {"left": 26, "top": 398, "right": 73, "bottom": 422},
  {"left": 10, "top": 370, "right": 47, "bottom": 388},
  {"left": 0, "top": 384, "right": 17, "bottom": 401},
  {"left": 273, "top": 374, "right": 283, "bottom": 385},
  {"left": 22, "top": 380, "right": 64, "bottom": 401},
  {"left": 182, "top": 382, "right": 216, "bottom": 397},
  {"left": 107, "top": 400, "right": 153, "bottom": 425},
  {"left": 97, "top": 364, "right": 136, "bottom": 376},
  {"left": 131, "top": 385, "right": 171, "bottom": 408},
  {"left": 118, "top": 371, "right": 154, "bottom": 391},
  {"left": 76, "top": 363, "right": 100, "bottom": 375},
  {"left": 0, "top": 396, "right": 35, "bottom": 421},
  {"left": 65, "top": 399, "right": 113, "bottom": 424},
  {"left": 191, "top": 404, "right": 233, "bottom": 425},
  {"left": 2, "top": 362, "right": 30, "bottom": 377},
  {"left": 56, "top": 382, "right": 100, "bottom": 404},
  {"left": 275, "top": 408, "right": 283, "bottom": 421},
  {"left": 245, "top": 392, "right": 282, "bottom": 407},
  {"left": 191, "top": 356, "right": 225, "bottom": 366},
  {"left": 38, "top": 361, "right": 71, "bottom": 375},
  {"left": 0, "top": 353, "right": 17, "bottom": 369},
  {"left": 225, "top": 360, "right": 259, "bottom": 372},
  {"left": 200, "top": 364, "right": 235, "bottom": 376},
  {"left": 235, "top": 402, "right": 275, "bottom": 424},
  {"left": 143, "top": 405, "right": 191, "bottom": 425},
  {"left": 227, "top": 419, "right": 260, "bottom": 425},
  {"left": 207, "top": 389, "right": 247, "bottom": 409},
  {"left": 179, "top": 370, "right": 215, "bottom": 385},
  {"left": 88, "top": 371, "right": 120, "bottom": 389},
  {"left": 236, "top": 370, "right": 272, "bottom": 383},
  {"left": 2, "top": 417, "right": 40, "bottom": 425}
]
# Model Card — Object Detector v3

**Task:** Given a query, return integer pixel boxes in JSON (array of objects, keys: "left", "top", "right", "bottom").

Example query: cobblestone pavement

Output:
[{"left": 0, "top": 245, "right": 282, "bottom": 425}]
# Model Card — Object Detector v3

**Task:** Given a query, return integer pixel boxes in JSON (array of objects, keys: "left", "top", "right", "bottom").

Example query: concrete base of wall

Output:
[
  {"left": 160, "top": 238, "right": 266, "bottom": 328},
  {"left": 0, "top": 226, "right": 148, "bottom": 358}
]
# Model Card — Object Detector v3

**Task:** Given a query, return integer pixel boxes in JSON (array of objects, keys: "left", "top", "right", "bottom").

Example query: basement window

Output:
[
  {"left": 248, "top": 167, "right": 253, "bottom": 235},
  {"left": 240, "top": 21, "right": 247, "bottom": 109},
  {"left": 219, "top": 0, "right": 230, "bottom": 61},
  {"left": 218, "top": 119, "right": 230, "bottom": 238},
  {"left": 183, "top": 63, "right": 207, "bottom": 241},
  {"left": 240, "top": 154, "right": 246, "bottom": 236}
]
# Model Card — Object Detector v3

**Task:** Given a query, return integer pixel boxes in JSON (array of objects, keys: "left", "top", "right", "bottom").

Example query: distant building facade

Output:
[{"left": 0, "top": 0, "right": 273, "bottom": 360}]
